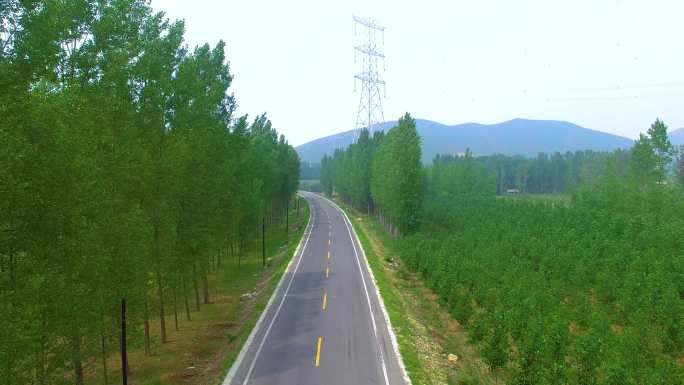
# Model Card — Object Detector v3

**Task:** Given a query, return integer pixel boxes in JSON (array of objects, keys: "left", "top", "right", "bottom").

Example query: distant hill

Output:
[
  {"left": 669, "top": 127, "right": 684, "bottom": 146},
  {"left": 296, "top": 118, "right": 634, "bottom": 163}
]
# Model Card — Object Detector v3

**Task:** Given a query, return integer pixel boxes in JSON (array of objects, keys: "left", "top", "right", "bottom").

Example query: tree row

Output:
[
  {"left": 320, "top": 113, "right": 423, "bottom": 234},
  {"left": 0, "top": 1, "right": 299, "bottom": 384}
]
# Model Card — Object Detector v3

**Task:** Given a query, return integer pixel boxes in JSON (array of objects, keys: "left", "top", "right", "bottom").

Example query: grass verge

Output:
[
  {"left": 85, "top": 200, "right": 310, "bottom": 385},
  {"left": 336, "top": 200, "right": 498, "bottom": 385}
]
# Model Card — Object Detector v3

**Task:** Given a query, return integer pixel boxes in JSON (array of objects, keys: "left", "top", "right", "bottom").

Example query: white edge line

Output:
[
  {"left": 338, "top": 202, "right": 388, "bottom": 385},
  {"left": 319, "top": 194, "right": 412, "bottom": 385},
  {"left": 221, "top": 193, "right": 315, "bottom": 385},
  {"left": 319, "top": 195, "right": 387, "bottom": 385}
]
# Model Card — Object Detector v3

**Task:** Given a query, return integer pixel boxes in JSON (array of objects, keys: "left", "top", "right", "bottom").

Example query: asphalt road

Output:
[{"left": 223, "top": 192, "right": 408, "bottom": 385}]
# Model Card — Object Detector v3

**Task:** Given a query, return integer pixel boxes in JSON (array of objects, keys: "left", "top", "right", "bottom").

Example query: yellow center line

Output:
[
  {"left": 322, "top": 293, "right": 327, "bottom": 310},
  {"left": 325, "top": 267, "right": 330, "bottom": 278},
  {"left": 315, "top": 336, "right": 322, "bottom": 367}
]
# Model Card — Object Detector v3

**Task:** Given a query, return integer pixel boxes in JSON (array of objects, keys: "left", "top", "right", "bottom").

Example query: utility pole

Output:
[
  {"left": 353, "top": 15, "right": 386, "bottom": 140},
  {"left": 285, "top": 198, "right": 289, "bottom": 238},
  {"left": 120, "top": 298, "right": 128, "bottom": 385}
]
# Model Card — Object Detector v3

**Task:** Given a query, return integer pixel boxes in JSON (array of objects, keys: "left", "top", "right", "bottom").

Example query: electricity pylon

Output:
[{"left": 353, "top": 15, "right": 386, "bottom": 139}]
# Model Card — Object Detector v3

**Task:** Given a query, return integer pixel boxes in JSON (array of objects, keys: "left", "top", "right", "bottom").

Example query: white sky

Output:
[{"left": 152, "top": 0, "right": 684, "bottom": 146}]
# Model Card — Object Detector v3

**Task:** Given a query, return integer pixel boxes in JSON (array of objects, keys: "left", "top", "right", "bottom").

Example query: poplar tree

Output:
[{"left": 0, "top": 1, "right": 300, "bottom": 382}]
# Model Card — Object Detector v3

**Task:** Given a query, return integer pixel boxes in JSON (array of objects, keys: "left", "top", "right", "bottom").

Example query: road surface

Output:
[{"left": 223, "top": 192, "right": 408, "bottom": 385}]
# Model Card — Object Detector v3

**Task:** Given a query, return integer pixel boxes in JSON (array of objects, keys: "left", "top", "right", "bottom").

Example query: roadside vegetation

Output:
[
  {"left": 90, "top": 201, "right": 309, "bottom": 385},
  {"left": 339, "top": 202, "right": 499, "bottom": 385},
  {"left": 0, "top": 1, "right": 300, "bottom": 384},
  {"left": 322, "top": 116, "right": 684, "bottom": 384}
]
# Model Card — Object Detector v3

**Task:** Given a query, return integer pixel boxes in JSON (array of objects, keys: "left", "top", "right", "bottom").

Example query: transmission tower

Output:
[{"left": 353, "top": 15, "right": 386, "bottom": 139}]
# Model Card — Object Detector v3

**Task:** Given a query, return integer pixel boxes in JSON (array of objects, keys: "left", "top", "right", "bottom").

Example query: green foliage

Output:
[
  {"left": 0, "top": 2, "right": 299, "bottom": 384},
  {"left": 630, "top": 133, "right": 659, "bottom": 185},
  {"left": 630, "top": 119, "right": 676, "bottom": 185},
  {"left": 321, "top": 128, "right": 383, "bottom": 212},
  {"left": 398, "top": 186, "right": 683, "bottom": 383},
  {"left": 647, "top": 119, "right": 676, "bottom": 177},
  {"left": 321, "top": 113, "right": 423, "bottom": 234},
  {"left": 676, "top": 145, "right": 684, "bottom": 189},
  {"left": 388, "top": 121, "right": 684, "bottom": 384},
  {"left": 481, "top": 313, "right": 509, "bottom": 373},
  {"left": 426, "top": 150, "right": 497, "bottom": 199},
  {"left": 451, "top": 149, "right": 630, "bottom": 195},
  {"left": 373, "top": 113, "right": 423, "bottom": 234}
]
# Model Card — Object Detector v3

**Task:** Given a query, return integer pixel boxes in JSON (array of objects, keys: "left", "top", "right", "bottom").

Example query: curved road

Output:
[{"left": 223, "top": 192, "right": 408, "bottom": 385}]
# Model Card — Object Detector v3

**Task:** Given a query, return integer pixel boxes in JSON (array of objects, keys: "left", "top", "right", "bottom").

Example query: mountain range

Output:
[
  {"left": 296, "top": 119, "right": 684, "bottom": 163},
  {"left": 669, "top": 127, "right": 684, "bottom": 147},
  {"left": 296, "top": 118, "right": 642, "bottom": 163}
]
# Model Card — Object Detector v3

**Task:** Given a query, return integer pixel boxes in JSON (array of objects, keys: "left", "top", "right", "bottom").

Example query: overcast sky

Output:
[{"left": 153, "top": 0, "right": 684, "bottom": 146}]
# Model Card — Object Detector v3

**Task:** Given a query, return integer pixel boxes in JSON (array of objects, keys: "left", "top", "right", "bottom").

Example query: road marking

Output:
[
  {"left": 325, "top": 267, "right": 330, "bottom": 278},
  {"left": 327, "top": 251, "right": 330, "bottom": 259},
  {"left": 315, "top": 336, "right": 322, "bottom": 367},
  {"left": 238, "top": 203, "right": 316, "bottom": 385},
  {"left": 332, "top": 201, "right": 391, "bottom": 385},
  {"left": 322, "top": 293, "right": 327, "bottom": 310},
  {"left": 328, "top": 238, "right": 331, "bottom": 246}
]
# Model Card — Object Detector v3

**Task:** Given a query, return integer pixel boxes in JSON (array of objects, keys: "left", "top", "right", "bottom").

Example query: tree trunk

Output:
[
  {"left": 182, "top": 274, "right": 191, "bottom": 321},
  {"left": 153, "top": 218, "right": 166, "bottom": 343},
  {"left": 71, "top": 330, "right": 84, "bottom": 385},
  {"left": 172, "top": 284, "right": 179, "bottom": 331},
  {"left": 143, "top": 298, "right": 151, "bottom": 356},
  {"left": 119, "top": 298, "right": 130, "bottom": 379},
  {"left": 8, "top": 253, "right": 14, "bottom": 283},
  {"left": 192, "top": 262, "right": 200, "bottom": 311},
  {"left": 156, "top": 268, "right": 167, "bottom": 343},
  {"left": 202, "top": 267, "right": 210, "bottom": 304},
  {"left": 38, "top": 313, "right": 47, "bottom": 385},
  {"left": 238, "top": 240, "right": 242, "bottom": 269},
  {"left": 217, "top": 247, "right": 223, "bottom": 268},
  {"left": 100, "top": 324, "right": 109, "bottom": 385}
]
